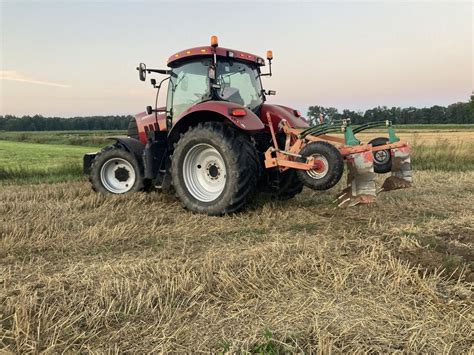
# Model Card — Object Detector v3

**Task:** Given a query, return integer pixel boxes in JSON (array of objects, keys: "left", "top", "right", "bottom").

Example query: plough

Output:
[{"left": 264, "top": 113, "right": 413, "bottom": 207}]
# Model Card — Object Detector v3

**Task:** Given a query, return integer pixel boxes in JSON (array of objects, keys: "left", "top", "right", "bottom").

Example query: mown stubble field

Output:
[{"left": 1, "top": 169, "right": 473, "bottom": 352}]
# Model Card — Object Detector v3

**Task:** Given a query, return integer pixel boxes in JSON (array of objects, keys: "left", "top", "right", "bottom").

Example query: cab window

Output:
[{"left": 168, "top": 59, "right": 211, "bottom": 119}]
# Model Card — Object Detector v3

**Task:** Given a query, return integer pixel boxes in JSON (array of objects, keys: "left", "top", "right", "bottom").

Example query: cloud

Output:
[{"left": 0, "top": 70, "right": 71, "bottom": 88}]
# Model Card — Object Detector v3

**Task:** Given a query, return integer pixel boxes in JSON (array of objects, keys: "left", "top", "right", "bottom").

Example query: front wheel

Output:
[
  {"left": 90, "top": 145, "right": 144, "bottom": 194},
  {"left": 296, "top": 141, "right": 344, "bottom": 191},
  {"left": 170, "top": 122, "right": 258, "bottom": 215}
]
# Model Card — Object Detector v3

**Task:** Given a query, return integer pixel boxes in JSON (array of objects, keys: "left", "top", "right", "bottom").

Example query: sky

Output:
[{"left": 0, "top": 0, "right": 472, "bottom": 117}]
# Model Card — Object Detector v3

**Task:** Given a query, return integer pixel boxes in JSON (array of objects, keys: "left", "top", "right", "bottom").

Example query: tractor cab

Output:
[
  {"left": 136, "top": 36, "right": 275, "bottom": 129},
  {"left": 165, "top": 37, "right": 268, "bottom": 120},
  {"left": 165, "top": 54, "right": 266, "bottom": 120}
]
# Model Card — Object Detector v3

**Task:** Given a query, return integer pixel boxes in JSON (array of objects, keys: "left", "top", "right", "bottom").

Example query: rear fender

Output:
[
  {"left": 168, "top": 101, "right": 265, "bottom": 143},
  {"left": 260, "top": 104, "right": 309, "bottom": 132}
]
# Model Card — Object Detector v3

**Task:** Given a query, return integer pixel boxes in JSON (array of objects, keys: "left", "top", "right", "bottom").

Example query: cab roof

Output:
[{"left": 167, "top": 46, "right": 266, "bottom": 68}]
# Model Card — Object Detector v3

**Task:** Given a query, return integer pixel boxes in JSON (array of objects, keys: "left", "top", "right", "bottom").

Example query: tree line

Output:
[
  {"left": 307, "top": 99, "right": 473, "bottom": 126},
  {"left": 0, "top": 115, "right": 132, "bottom": 131},
  {"left": 0, "top": 98, "right": 473, "bottom": 131}
]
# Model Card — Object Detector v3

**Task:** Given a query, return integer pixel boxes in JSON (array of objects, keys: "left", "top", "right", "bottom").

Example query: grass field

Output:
[
  {"left": 1, "top": 128, "right": 473, "bottom": 186},
  {"left": 0, "top": 140, "right": 97, "bottom": 183},
  {"left": 0, "top": 130, "right": 126, "bottom": 147},
  {"left": 1, "top": 172, "right": 472, "bottom": 352},
  {"left": 0, "top": 127, "right": 473, "bottom": 352}
]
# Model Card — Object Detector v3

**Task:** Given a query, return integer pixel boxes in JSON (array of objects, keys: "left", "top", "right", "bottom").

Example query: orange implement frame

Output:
[{"left": 263, "top": 113, "right": 409, "bottom": 172}]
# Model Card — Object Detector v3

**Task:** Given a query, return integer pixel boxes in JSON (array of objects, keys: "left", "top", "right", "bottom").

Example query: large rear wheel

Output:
[
  {"left": 171, "top": 122, "right": 258, "bottom": 215},
  {"left": 90, "top": 145, "right": 144, "bottom": 194},
  {"left": 266, "top": 169, "right": 303, "bottom": 200},
  {"left": 254, "top": 132, "right": 303, "bottom": 200}
]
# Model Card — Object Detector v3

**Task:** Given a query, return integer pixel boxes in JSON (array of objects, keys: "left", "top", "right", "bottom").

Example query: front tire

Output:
[
  {"left": 90, "top": 145, "right": 144, "bottom": 194},
  {"left": 171, "top": 122, "right": 258, "bottom": 215}
]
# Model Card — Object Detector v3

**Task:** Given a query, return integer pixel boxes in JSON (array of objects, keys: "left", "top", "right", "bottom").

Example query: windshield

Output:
[
  {"left": 167, "top": 59, "right": 211, "bottom": 118},
  {"left": 216, "top": 59, "right": 264, "bottom": 110}
]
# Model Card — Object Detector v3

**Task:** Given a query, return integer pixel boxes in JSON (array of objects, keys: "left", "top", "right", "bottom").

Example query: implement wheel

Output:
[
  {"left": 171, "top": 122, "right": 258, "bottom": 215},
  {"left": 369, "top": 137, "right": 392, "bottom": 174},
  {"left": 296, "top": 141, "right": 344, "bottom": 191}
]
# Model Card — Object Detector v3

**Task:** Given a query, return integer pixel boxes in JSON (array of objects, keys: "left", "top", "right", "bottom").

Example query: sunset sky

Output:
[{"left": 1, "top": 0, "right": 472, "bottom": 117}]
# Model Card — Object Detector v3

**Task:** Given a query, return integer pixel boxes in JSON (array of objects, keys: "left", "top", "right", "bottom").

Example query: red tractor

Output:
[{"left": 84, "top": 36, "right": 412, "bottom": 215}]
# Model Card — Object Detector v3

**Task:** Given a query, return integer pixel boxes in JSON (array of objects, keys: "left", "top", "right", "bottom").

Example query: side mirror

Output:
[
  {"left": 146, "top": 105, "right": 153, "bottom": 115},
  {"left": 267, "top": 90, "right": 276, "bottom": 96},
  {"left": 137, "top": 63, "right": 146, "bottom": 81}
]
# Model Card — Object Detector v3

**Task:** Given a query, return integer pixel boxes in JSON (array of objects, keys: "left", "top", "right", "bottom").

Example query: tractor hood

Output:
[{"left": 260, "top": 104, "right": 309, "bottom": 132}]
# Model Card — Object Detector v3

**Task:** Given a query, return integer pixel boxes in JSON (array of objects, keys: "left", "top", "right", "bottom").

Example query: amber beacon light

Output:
[{"left": 211, "top": 35, "right": 218, "bottom": 47}]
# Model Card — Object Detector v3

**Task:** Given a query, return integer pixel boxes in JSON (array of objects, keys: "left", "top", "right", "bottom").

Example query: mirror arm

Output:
[
  {"left": 146, "top": 76, "right": 171, "bottom": 122},
  {"left": 147, "top": 69, "right": 171, "bottom": 75}
]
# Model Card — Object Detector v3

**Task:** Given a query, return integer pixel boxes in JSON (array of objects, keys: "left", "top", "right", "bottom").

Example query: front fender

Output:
[{"left": 106, "top": 136, "right": 145, "bottom": 162}]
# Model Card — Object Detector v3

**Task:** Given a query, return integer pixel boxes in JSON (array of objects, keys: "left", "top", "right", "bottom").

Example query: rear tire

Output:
[
  {"left": 296, "top": 141, "right": 344, "bottom": 191},
  {"left": 267, "top": 169, "right": 303, "bottom": 200},
  {"left": 369, "top": 137, "right": 392, "bottom": 174},
  {"left": 90, "top": 145, "right": 144, "bottom": 194},
  {"left": 171, "top": 122, "right": 258, "bottom": 215},
  {"left": 254, "top": 132, "right": 303, "bottom": 200}
]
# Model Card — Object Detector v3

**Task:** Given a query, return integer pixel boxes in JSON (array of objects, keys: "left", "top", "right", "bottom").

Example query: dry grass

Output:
[
  {"left": 1, "top": 171, "right": 473, "bottom": 352},
  {"left": 356, "top": 130, "right": 474, "bottom": 145}
]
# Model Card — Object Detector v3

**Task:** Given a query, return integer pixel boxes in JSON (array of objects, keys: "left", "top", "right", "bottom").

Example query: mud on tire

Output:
[{"left": 170, "top": 122, "right": 258, "bottom": 215}]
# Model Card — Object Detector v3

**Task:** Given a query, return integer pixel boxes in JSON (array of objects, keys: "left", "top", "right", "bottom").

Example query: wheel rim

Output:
[
  {"left": 183, "top": 143, "right": 227, "bottom": 202},
  {"left": 374, "top": 150, "right": 390, "bottom": 164},
  {"left": 100, "top": 158, "right": 136, "bottom": 194},
  {"left": 306, "top": 154, "right": 329, "bottom": 179}
]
